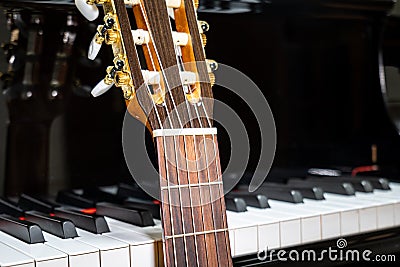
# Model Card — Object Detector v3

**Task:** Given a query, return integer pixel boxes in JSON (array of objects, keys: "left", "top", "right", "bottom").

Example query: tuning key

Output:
[
  {"left": 201, "top": 34, "right": 207, "bottom": 47},
  {"left": 198, "top": 21, "right": 210, "bottom": 33},
  {"left": 75, "top": 0, "right": 100, "bottom": 21},
  {"left": 88, "top": 14, "right": 119, "bottom": 60},
  {"left": 207, "top": 59, "right": 218, "bottom": 72},
  {"left": 194, "top": 0, "right": 199, "bottom": 9},
  {"left": 88, "top": 35, "right": 102, "bottom": 60},
  {"left": 91, "top": 79, "right": 114, "bottom": 97}
]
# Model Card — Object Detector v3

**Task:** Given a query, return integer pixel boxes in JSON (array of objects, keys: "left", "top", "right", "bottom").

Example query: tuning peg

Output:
[
  {"left": 198, "top": 21, "right": 210, "bottom": 33},
  {"left": 209, "top": 73, "right": 215, "bottom": 86},
  {"left": 75, "top": 0, "right": 99, "bottom": 21},
  {"left": 91, "top": 79, "right": 114, "bottom": 97},
  {"left": 92, "top": 55, "right": 132, "bottom": 97},
  {"left": 207, "top": 59, "right": 218, "bottom": 72},
  {"left": 201, "top": 34, "right": 207, "bottom": 47},
  {"left": 88, "top": 14, "right": 119, "bottom": 60},
  {"left": 88, "top": 35, "right": 102, "bottom": 60},
  {"left": 194, "top": 0, "right": 199, "bottom": 9}
]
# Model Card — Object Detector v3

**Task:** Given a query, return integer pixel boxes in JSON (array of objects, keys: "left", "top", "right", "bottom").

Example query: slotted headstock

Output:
[{"left": 75, "top": 0, "right": 218, "bottom": 132}]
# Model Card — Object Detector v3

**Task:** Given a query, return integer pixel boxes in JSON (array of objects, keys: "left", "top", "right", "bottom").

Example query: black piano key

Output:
[
  {"left": 24, "top": 211, "right": 78, "bottom": 239},
  {"left": 341, "top": 175, "right": 391, "bottom": 190},
  {"left": 83, "top": 188, "right": 126, "bottom": 204},
  {"left": 53, "top": 208, "right": 110, "bottom": 234},
  {"left": 117, "top": 183, "right": 153, "bottom": 201},
  {"left": 306, "top": 176, "right": 373, "bottom": 193},
  {"left": 96, "top": 202, "right": 155, "bottom": 227},
  {"left": 249, "top": 187, "right": 304, "bottom": 203},
  {"left": 124, "top": 199, "right": 161, "bottom": 219},
  {"left": 225, "top": 196, "right": 247, "bottom": 212},
  {"left": 0, "top": 197, "right": 25, "bottom": 218},
  {"left": 56, "top": 190, "right": 96, "bottom": 209},
  {"left": 18, "top": 194, "right": 59, "bottom": 213},
  {"left": 227, "top": 192, "right": 270, "bottom": 209},
  {"left": 288, "top": 178, "right": 355, "bottom": 195},
  {"left": 260, "top": 183, "right": 325, "bottom": 200},
  {"left": 307, "top": 168, "right": 391, "bottom": 190},
  {"left": 0, "top": 214, "right": 45, "bottom": 244}
]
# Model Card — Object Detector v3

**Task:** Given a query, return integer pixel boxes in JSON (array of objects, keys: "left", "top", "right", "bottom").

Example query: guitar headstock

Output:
[{"left": 75, "top": 0, "right": 218, "bottom": 132}]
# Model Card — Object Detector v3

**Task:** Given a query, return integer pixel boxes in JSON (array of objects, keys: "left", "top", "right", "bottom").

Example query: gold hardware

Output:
[
  {"left": 201, "top": 33, "right": 207, "bottom": 47},
  {"left": 95, "top": 33, "right": 105, "bottom": 45},
  {"left": 115, "top": 71, "right": 130, "bottom": 86},
  {"left": 104, "top": 66, "right": 115, "bottom": 85},
  {"left": 86, "top": 0, "right": 109, "bottom": 5},
  {"left": 207, "top": 59, "right": 218, "bottom": 72},
  {"left": 123, "top": 86, "right": 134, "bottom": 100},
  {"left": 199, "top": 21, "right": 210, "bottom": 33},
  {"left": 103, "top": 13, "right": 117, "bottom": 29},
  {"left": 209, "top": 73, "right": 215, "bottom": 86},
  {"left": 104, "top": 29, "right": 119, "bottom": 45},
  {"left": 113, "top": 54, "right": 126, "bottom": 70},
  {"left": 194, "top": 0, "right": 199, "bottom": 9}
]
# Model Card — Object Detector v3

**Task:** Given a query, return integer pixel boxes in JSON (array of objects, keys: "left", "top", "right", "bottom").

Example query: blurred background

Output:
[{"left": 1, "top": 0, "right": 400, "bottom": 196}]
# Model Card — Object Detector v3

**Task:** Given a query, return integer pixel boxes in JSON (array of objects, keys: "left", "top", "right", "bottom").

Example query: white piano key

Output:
[
  {"left": 42, "top": 232, "right": 100, "bottom": 267},
  {"left": 322, "top": 194, "right": 378, "bottom": 232},
  {"left": 225, "top": 211, "right": 259, "bottom": 256},
  {"left": 267, "top": 200, "right": 322, "bottom": 243},
  {"left": 0, "top": 242, "right": 34, "bottom": 267},
  {"left": 75, "top": 229, "right": 130, "bottom": 267},
  {"left": 244, "top": 208, "right": 302, "bottom": 248},
  {"left": 0, "top": 232, "right": 68, "bottom": 267},
  {"left": 352, "top": 192, "right": 396, "bottom": 228},
  {"left": 226, "top": 210, "right": 280, "bottom": 254},
  {"left": 327, "top": 192, "right": 395, "bottom": 230},
  {"left": 105, "top": 217, "right": 163, "bottom": 241},
  {"left": 303, "top": 199, "right": 359, "bottom": 236},
  {"left": 104, "top": 229, "right": 159, "bottom": 267}
]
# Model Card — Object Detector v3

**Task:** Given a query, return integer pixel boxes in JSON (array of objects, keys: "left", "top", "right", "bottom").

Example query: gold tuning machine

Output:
[
  {"left": 194, "top": 0, "right": 199, "bottom": 9},
  {"left": 105, "top": 55, "right": 132, "bottom": 86},
  {"left": 198, "top": 21, "right": 210, "bottom": 33},
  {"left": 115, "top": 71, "right": 130, "bottom": 87},
  {"left": 94, "top": 13, "right": 119, "bottom": 45},
  {"left": 208, "top": 73, "right": 216, "bottom": 86},
  {"left": 201, "top": 34, "right": 207, "bottom": 47},
  {"left": 206, "top": 59, "right": 218, "bottom": 87},
  {"left": 206, "top": 59, "right": 218, "bottom": 72},
  {"left": 86, "top": 0, "right": 109, "bottom": 4}
]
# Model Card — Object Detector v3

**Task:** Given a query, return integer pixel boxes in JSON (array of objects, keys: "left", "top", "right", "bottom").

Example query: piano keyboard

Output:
[{"left": 0, "top": 178, "right": 400, "bottom": 267}]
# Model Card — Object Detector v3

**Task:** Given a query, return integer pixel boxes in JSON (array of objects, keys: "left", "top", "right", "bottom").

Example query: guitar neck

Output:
[{"left": 156, "top": 133, "right": 233, "bottom": 266}]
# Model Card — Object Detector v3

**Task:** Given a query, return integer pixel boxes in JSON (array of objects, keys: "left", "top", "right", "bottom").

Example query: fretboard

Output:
[{"left": 156, "top": 133, "right": 233, "bottom": 267}]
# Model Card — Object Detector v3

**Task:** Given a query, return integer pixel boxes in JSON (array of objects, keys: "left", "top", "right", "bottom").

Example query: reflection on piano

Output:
[{"left": 1, "top": 0, "right": 400, "bottom": 266}]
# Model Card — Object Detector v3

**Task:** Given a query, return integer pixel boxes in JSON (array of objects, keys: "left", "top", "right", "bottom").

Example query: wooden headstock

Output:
[{"left": 76, "top": 0, "right": 218, "bottom": 132}]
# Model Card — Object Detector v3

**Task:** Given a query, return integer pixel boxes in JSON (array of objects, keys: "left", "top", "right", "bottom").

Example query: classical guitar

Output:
[{"left": 75, "top": 0, "right": 233, "bottom": 266}]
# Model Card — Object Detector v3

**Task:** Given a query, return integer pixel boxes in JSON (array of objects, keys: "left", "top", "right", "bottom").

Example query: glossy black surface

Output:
[{"left": 0, "top": 214, "right": 45, "bottom": 244}]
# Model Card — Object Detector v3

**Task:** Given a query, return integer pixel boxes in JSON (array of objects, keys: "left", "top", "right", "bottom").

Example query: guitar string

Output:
[
  {"left": 186, "top": 0, "right": 232, "bottom": 262},
  {"left": 174, "top": 44, "right": 204, "bottom": 267},
  {"left": 137, "top": 2, "right": 190, "bottom": 266},
  {"left": 186, "top": 0, "right": 232, "bottom": 263},
  {"left": 132, "top": 4, "right": 178, "bottom": 266},
  {"left": 174, "top": 45, "right": 222, "bottom": 265},
  {"left": 171, "top": 1, "right": 230, "bottom": 264}
]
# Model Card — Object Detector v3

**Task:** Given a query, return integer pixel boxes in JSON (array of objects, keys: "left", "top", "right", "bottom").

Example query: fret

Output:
[
  {"left": 165, "top": 228, "right": 229, "bottom": 240},
  {"left": 160, "top": 181, "right": 223, "bottom": 190}
]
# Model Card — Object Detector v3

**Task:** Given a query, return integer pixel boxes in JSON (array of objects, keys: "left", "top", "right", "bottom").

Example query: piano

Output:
[{"left": 1, "top": 0, "right": 400, "bottom": 266}]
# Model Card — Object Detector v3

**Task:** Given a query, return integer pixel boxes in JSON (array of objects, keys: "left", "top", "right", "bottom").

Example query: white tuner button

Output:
[
  {"left": 75, "top": 0, "right": 99, "bottom": 21},
  {"left": 91, "top": 79, "right": 114, "bottom": 97},
  {"left": 88, "top": 34, "right": 102, "bottom": 60}
]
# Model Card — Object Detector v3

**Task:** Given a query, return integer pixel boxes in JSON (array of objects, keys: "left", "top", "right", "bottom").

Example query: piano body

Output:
[{"left": 0, "top": 0, "right": 400, "bottom": 266}]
